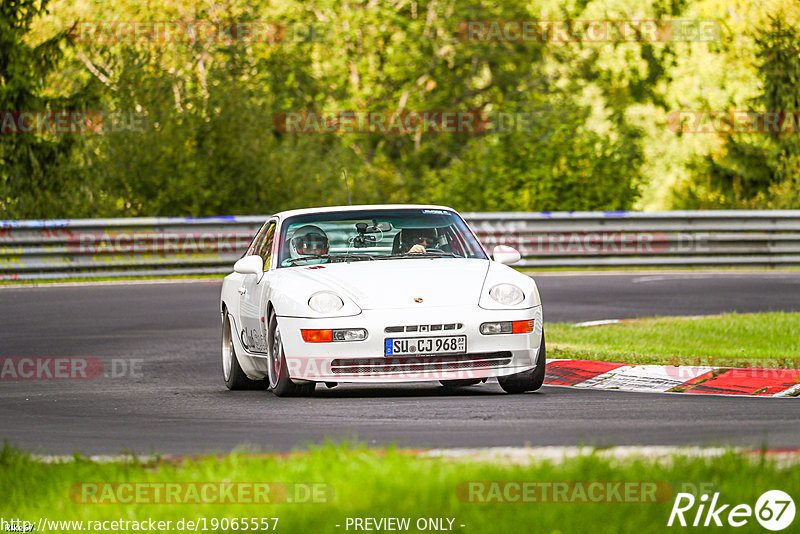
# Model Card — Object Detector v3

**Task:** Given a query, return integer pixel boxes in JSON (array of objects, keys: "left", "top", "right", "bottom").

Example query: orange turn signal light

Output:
[
  {"left": 301, "top": 329, "right": 333, "bottom": 343},
  {"left": 511, "top": 319, "right": 535, "bottom": 334}
]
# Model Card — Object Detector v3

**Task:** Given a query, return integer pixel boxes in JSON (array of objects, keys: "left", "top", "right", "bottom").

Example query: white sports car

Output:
[{"left": 219, "top": 205, "right": 545, "bottom": 397}]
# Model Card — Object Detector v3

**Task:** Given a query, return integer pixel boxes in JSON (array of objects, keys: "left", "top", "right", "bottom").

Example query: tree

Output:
[
  {"left": 0, "top": 0, "right": 99, "bottom": 218},
  {"left": 674, "top": 13, "right": 800, "bottom": 208}
]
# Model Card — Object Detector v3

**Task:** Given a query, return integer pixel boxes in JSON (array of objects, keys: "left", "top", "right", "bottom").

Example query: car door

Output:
[{"left": 238, "top": 219, "right": 276, "bottom": 354}]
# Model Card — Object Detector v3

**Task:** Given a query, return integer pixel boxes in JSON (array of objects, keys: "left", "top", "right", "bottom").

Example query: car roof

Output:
[{"left": 273, "top": 204, "right": 458, "bottom": 220}]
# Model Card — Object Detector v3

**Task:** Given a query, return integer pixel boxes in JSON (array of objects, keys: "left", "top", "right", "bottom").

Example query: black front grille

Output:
[
  {"left": 330, "top": 352, "right": 513, "bottom": 375},
  {"left": 384, "top": 323, "right": 463, "bottom": 334}
]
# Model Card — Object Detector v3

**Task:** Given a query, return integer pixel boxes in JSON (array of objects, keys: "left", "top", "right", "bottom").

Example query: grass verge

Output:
[
  {"left": 1, "top": 444, "right": 797, "bottom": 533},
  {"left": 547, "top": 312, "right": 800, "bottom": 368}
]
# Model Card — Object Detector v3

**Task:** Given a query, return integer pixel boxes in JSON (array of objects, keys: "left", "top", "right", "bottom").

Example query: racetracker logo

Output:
[
  {"left": 69, "top": 482, "right": 333, "bottom": 504},
  {"left": 273, "top": 110, "right": 560, "bottom": 135},
  {"left": 474, "top": 230, "right": 709, "bottom": 255},
  {"left": 70, "top": 230, "right": 253, "bottom": 255},
  {"left": 69, "top": 21, "right": 322, "bottom": 44},
  {"left": 0, "top": 111, "right": 147, "bottom": 134},
  {"left": 274, "top": 111, "right": 487, "bottom": 134},
  {"left": 458, "top": 481, "right": 674, "bottom": 503},
  {"left": 458, "top": 19, "right": 720, "bottom": 42},
  {"left": 0, "top": 358, "right": 142, "bottom": 379},
  {"left": 287, "top": 356, "right": 493, "bottom": 381},
  {"left": 667, "top": 111, "right": 800, "bottom": 134},
  {"left": 668, "top": 490, "right": 795, "bottom": 530}
]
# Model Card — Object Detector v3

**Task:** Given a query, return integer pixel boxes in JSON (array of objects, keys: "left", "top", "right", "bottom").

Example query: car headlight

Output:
[
  {"left": 488, "top": 284, "right": 524, "bottom": 306},
  {"left": 308, "top": 292, "right": 344, "bottom": 314}
]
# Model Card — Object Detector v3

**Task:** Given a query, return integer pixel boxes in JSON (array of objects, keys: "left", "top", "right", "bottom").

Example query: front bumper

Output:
[{"left": 276, "top": 305, "right": 543, "bottom": 383}]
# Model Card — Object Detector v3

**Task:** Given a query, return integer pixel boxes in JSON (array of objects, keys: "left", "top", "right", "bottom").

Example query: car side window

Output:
[
  {"left": 254, "top": 222, "right": 276, "bottom": 270},
  {"left": 245, "top": 222, "right": 268, "bottom": 258}
]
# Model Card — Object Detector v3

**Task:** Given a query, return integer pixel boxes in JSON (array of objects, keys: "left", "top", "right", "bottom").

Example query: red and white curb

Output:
[{"left": 544, "top": 359, "right": 800, "bottom": 397}]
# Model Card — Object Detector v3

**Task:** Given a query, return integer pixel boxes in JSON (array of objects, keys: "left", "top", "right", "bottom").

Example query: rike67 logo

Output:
[{"left": 668, "top": 490, "right": 795, "bottom": 531}]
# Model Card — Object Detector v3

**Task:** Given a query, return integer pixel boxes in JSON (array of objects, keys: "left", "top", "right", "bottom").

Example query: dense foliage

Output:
[
  {"left": 1, "top": 0, "right": 798, "bottom": 218},
  {"left": 673, "top": 13, "right": 800, "bottom": 208}
]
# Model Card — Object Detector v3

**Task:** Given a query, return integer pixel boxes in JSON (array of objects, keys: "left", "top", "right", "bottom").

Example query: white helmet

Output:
[{"left": 289, "top": 225, "right": 329, "bottom": 259}]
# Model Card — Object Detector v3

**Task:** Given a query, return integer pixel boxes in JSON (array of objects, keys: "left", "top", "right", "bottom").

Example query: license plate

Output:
[{"left": 384, "top": 335, "right": 467, "bottom": 356}]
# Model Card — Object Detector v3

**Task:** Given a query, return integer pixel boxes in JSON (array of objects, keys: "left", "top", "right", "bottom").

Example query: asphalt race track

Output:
[{"left": 1, "top": 271, "right": 799, "bottom": 455}]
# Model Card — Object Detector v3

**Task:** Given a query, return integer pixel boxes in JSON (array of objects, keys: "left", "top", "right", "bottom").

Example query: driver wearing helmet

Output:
[
  {"left": 289, "top": 225, "right": 329, "bottom": 261},
  {"left": 402, "top": 228, "right": 437, "bottom": 254}
]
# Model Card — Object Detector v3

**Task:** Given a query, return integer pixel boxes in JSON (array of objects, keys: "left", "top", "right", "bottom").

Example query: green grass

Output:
[
  {"left": 547, "top": 312, "right": 800, "bottom": 368},
  {"left": 1, "top": 444, "right": 797, "bottom": 534}
]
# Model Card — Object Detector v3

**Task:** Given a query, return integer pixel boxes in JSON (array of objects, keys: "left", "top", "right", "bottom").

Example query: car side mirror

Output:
[
  {"left": 234, "top": 255, "right": 265, "bottom": 281},
  {"left": 492, "top": 245, "right": 521, "bottom": 265}
]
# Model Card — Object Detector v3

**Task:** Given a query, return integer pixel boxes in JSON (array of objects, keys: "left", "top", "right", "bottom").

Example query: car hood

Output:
[{"left": 280, "top": 258, "right": 490, "bottom": 310}]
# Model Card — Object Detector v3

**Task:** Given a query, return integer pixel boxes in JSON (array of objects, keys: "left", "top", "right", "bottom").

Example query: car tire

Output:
[
  {"left": 440, "top": 379, "right": 482, "bottom": 388},
  {"left": 222, "top": 313, "right": 267, "bottom": 390},
  {"left": 268, "top": 314, "right": 316, "bottom": 397},
  {"left": 497, "top": 333, "right": 546, "bottom": 394}
]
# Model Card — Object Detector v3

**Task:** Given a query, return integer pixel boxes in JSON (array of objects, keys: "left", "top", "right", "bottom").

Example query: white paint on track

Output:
[
  {"left": 423, "top": 446, "right": 800, "bottom": 465},
  {"left": 572, "top": 319, "right": 623, "bottom": 327},
  {"left": 774, "top": 383, "right": 800, "bottom": 398},
  {"left": 576, "top": 365, "right": 716, "bottom": 393}
]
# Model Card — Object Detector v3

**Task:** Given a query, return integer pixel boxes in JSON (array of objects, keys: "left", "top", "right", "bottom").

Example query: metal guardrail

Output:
[
  {"left": 2, "top": 210, "right": 800, "bottom": 280},
  {"left": 465, "top": 210, "right": 800, "bottom": 268},
  {"left": 0, "top": 216, "right": 264, "bottom": 281}
]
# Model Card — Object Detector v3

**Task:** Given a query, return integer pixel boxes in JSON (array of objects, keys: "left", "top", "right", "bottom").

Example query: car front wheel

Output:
[
  {"left": 497, "top": 333, "right": 546, "bottom": 394},
  {"left": 222, "top": 313, "right": 266, "bottom": 390},
  {"left": 268, "top": 314, "right": 315, "bottom": 397}
]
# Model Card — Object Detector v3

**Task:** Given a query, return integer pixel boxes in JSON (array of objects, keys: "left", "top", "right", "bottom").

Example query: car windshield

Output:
[{"left": 277, "top": 208, "right": 487, "bottom": 267}]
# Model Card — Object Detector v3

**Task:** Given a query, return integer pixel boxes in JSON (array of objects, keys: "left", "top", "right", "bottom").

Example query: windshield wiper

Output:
[{"left": 283, "top": 253, "right": 375, "bottom": 266}]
